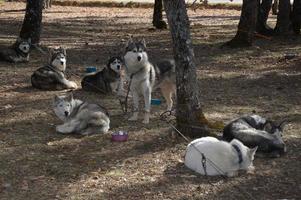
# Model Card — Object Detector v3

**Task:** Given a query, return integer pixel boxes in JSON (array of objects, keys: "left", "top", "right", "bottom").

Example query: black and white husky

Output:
[
  {"left": 124, "top": 38, "right": 176, "bottom": 124},
  {"left": 31, "top": 47, "right": 78, "bottom": 90},
  {"left": 0, "top": 37, "right": 31, "bottom": 63},
  {"left": 53, "top": 93, "right": 110, "bottom": 135},
  {"left": 185, "top": 137, "right": 257, "bottom": 177},
  {"left": 223, "top": 114, "right": 286, "bottom": 157},
  {"left": 81, "top": 56, "right": 124, "bottom": 95}
]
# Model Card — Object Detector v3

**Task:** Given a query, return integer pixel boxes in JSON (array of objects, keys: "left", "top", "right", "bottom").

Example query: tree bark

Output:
[
  {"left": 291, "top": 0, "right": 301, "bottom": 34},
  {"left": 274, "top": 0, "right": 291, "bottom": 35},
  {"left": 20, "top": 0, "right": 43, "bottom": 45},
  {"left": 153, "top": 0, "right": 167, "bottom": 29},
  {"left": 256, "top": 0, "right": 274, "bottom": 36},
  {"left": 272, "top": 0, "right": 279, "bottom": 15},
  {"left": 224, "top": 0, "right": 258, "bottom": 48},
  {"left": 163, "top": 0, "right": 210, "bottom": 137}
]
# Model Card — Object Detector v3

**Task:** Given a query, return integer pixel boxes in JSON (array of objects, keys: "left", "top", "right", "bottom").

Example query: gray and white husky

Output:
[
  {"left": 53, "top": 93, "right": 110, "bottom": 135},
  {"left": 0, "top": 37, "right": 31, "bottom": 63},
  {"left": 81, "top": 56, "right": 124, "bottom": 95},
  {"left": 124, "top": 38, "right": 176, "bottom": 124},
  {"left": 31, "top": 47, "right": 78, "bottom": 90},
  {"left": 184, "top": 137, "right": 257, "bottom": 177},
  {"left": 223, "top": 114, "right": 286, "bottom": 157}
]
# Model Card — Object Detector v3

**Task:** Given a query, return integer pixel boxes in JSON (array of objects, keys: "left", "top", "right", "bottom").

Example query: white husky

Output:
[
  {"left": 124, "top": 38, "right": 156, "bottom": 124},
  {"left": 53, "top": 93, "right": 110, "bottom": 135},
  {"left": 184, "top": 137, "right": 257, "bottom": 177}
]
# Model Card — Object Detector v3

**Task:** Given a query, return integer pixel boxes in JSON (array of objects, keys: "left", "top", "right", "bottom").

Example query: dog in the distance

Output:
[
  {"left": 81, "top": 56, "right": 124, "bottom": 95},
  {"left": 223, "top": 114, "right": 286, "bottom": 157},
  {"left": 53, "top": 93, "right": 110, "bottom": 135},
  {"left": 123, "top": 38, "right": 176, "bottom": 124},
  {"left": 0, "top": 37, "right": 31, "bottom": 63},
  {"left": 31, "top": 47, "right": 78, "bottom": 90},
  {"left": 184, "top": 137, "right": 257, "bottom": 177}
]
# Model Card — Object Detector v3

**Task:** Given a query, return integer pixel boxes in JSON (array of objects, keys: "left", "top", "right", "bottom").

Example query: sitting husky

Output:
[
  {"left": 223, "top": 114, "right": 286, "bottom": 157},
  {"left": 81, "top": 56, "right": 124, "bottom": 95},
  {"left": 184, "top": 137, "right": 257, "bottom": 177},
  {"left": 124, "top": 38, "right": 176, "bottom": 123},
  {"left": 53, "top": 93, "right": 110, "bottom": 135},
  {"left": 31, "top": 47, "right": 78, "bottom": 90},
  {"left": 0, "top": 37, "right": 31, "bottom": 63}
]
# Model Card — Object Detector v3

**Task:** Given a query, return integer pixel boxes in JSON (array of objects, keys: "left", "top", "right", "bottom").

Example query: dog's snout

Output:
[
  {"left": 61, "top": 61, "right": 64, "bottom": 65},
  {"left": 117, "top": 65, "right": 121, "bottom": 70},
  {"left": 137, "top": 56, "right": 142, "bottom": 61},
  {"left": 64, "top": 111, "right": 69, "bottom": 117}
]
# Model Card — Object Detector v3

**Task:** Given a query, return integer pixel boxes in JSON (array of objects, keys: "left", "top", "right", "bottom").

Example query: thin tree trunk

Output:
[
  {"left": 274, "top": 0, "right": 291, "bottom": 34},
  {"left": 291, "top": 0, "right": 301, "bottom": 34},
  {"left": 20, "top": 0, "right": 43, "bottom": 45},
  {"left": 256, "top": 0, "right": 274, "bottom": 36},
  {"left": 163, "top": 0, "right": 210, "bottom": 137},
  {"left": 272, "top": 0, "right": 279, "bottom": 15},
  {"left": 153, "top": 0, "right": 167, "bottom": 29},
  {"left": 224, "top": 0, "right": 258, "bottom": 48}
]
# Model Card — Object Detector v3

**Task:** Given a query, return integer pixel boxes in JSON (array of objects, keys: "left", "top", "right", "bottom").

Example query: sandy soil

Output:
[{"left": 0, "top": 2, "right": 300, "bottom": 200}]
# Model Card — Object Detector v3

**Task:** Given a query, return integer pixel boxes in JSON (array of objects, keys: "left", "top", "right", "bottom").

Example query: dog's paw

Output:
[{"left": 56, "top": 125, "right": 66, "bottom": 133}]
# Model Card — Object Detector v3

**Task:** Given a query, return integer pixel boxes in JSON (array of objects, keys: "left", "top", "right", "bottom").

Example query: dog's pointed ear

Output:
[
  {"left": 263, "top": 121, "right": 273, "bottom": 133},
  {"left": 278, "top": 120, "right": 287, "bottom": 132},
  {"left": 54, "top": 94, "right": 61, "bottom": 102},
  {"left": 16, "top": 37, "right": 21, "bottom": 43},
  {"left": 141, "top": 38, "right": 146, "bottom": 48},
  {"left": 249, "top": 146, "right": 258, "bottom": 158},
  {"left": 126, "top": 37, "right": 133, "bottom": 47},
  {"left": 66, "top": 92, "right": 73, "bottom": 101}
]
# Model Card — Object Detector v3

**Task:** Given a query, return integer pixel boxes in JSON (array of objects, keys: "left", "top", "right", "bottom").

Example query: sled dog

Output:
[
  {"left": 81, "top": 56, "right": 124, "bottom": 95},
  {"left": 31, "top": 47, "right": 77, "bottom": 90},
  {"left": 223, "top": 114, "right": 286, "bottom": 157},
  {"left": 53, "top": 93, "right": 110, "bottom": 135},
  {"left": 0, "top": 37, "right": 31, "bottom": 63},
  {"left": 184, "top": 137, "right": 257, "bottom": 177},
  {"left": 124, "top": 38, "right": 176, "bottom": 123}
]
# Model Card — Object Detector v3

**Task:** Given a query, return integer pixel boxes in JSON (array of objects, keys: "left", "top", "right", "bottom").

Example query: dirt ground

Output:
[{"left": 0, "top": 2, "right": 300, "bottom": 200}]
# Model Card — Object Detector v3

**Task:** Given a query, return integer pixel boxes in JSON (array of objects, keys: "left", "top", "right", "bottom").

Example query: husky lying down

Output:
[
  {"left": 53, "top": 93, "right": 110, "bottom": 135},
  {"left": 123, "top": 38, "right": 176, "bottom": 124},
  {"left": 185, "top": 137, "right": 257, "bottom": 177},
  {"left": 223, "top": 114, "right": 286, "bottom": 157},
  {"left": 0, "top": 37, "right": 31, "bottom": 63},
  {"left": 81, "top": 56, "right": 124, "bottom": 95},
  {"left": 31, "top": 47, "right": 77, "bottom": 90}
]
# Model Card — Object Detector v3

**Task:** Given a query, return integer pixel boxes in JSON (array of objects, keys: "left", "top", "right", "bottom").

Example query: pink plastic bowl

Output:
[{"left": 111, "top": 131, "right": 128, "bottom": 142}]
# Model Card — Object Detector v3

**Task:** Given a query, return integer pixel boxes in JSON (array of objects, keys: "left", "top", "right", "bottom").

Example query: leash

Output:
[
  {"left": 159, "top": 110, "right": 256, "bottom": 200},
  {"left": 119, "top": 67, "right": 148, "bottom": 114}
]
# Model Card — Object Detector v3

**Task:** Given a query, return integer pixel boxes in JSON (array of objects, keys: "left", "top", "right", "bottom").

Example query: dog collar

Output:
[{"left": 232, "top": 144, "right": 243, "bottom": 164}]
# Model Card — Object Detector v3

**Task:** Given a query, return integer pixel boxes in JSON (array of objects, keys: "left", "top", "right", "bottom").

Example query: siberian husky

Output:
[
  {"left": 223, "top": 114, "right": 286, "bottom": 157},
  {"left": 81, "top": 56, "right": 124, "bottom": 95},
  {"left": 184, "top": 137, "right": 257, "bottom": 177},
  {"left": 31, "top": 47, "right": 78, "bottom": 90},
  {"left": 53, "top": 93, "right": 110, "bottom": 135},
  {"left": 0, "top": 37, "right": 31, "bottom": 63},
  {"left": 123, "top": 38, "right": 176, "bottom": 123}
]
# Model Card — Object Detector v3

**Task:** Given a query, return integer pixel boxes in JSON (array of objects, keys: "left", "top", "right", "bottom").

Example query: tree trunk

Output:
[
  {"left": 274, "top": 0, "right": 291, "bottom": 35},
  {"left": 272, "top": 0, "right": 279, "bottom": 15},
  {"left": 291, "top": 0, "right": 301, "bottom": 34},
  {"left": 153, "top": 0, "right": 167, "bottom": 29},
  {"left": 19, "top": 0, "right": 43, "bottom": 45},
  {"left": 163, "top": 0, "right": 210, "bottom": 137},
  {"left": 224, "top": 0, "right": 258, "bottom": 48},
  {"left": 256, "top": 0, "right": 274, "bottom": 36}
]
